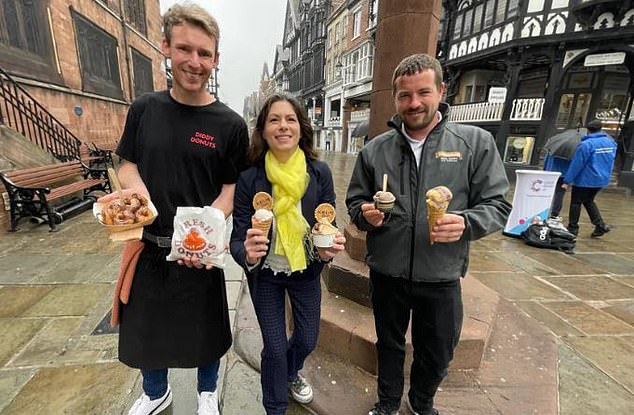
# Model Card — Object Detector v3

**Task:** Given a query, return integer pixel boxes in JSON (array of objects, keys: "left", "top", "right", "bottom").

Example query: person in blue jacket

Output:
[{"left": 562, "top": 119, "right": 617, "bottom": 237}]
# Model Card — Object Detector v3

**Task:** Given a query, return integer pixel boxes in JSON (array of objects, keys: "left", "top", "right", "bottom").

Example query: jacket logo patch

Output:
[{"left": 435, "top": 151, "right": 462, "bottom": 162}]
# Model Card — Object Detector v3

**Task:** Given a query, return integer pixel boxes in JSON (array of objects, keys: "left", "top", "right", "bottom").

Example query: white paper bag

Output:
[{"left": 166, "top": 206, "right": 226, "bottom": 268}]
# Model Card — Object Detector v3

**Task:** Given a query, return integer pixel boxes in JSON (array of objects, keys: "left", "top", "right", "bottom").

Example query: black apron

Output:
[{"left": 118, "top": 243, "right": 232, "bottom": 369}]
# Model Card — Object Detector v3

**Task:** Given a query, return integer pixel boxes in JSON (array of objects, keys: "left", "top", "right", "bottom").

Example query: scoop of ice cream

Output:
[
  {"left": 253, "top": 209, "right": 273, "bottom": 221},
  {"left": 426, "top": 186, "right": 452, "bottom": 210},
  {"left": 313, "top": 222, "right": 337, "bottom": 235},
  {"left": 374, "top": 191, "right": 395, "bottom": 202}
]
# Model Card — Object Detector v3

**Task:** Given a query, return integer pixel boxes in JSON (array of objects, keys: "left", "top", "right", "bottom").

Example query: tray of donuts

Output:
[{"left": 93, "top": 193, "right": 158, "bottom": 240}]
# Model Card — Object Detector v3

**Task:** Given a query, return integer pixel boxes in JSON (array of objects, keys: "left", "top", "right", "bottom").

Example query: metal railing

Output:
[
  {"left": 0, "top": 66, "right": 81, "bottom": 160},
  {"left": 449, "top": 98, "right": 546, "bottom": 123},
  {"left": 450, "top": 101, "right": 504, "bottom": 122}
]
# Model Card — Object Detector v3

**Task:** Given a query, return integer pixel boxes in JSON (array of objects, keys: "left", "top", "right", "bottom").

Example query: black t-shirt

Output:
[{"left": 116, "top": 90, "right": 248, "bottom": 236}]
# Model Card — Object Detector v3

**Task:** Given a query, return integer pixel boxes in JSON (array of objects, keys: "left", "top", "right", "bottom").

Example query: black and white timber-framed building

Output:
[{"left": 440, "top": 0, "right": 634, "bottom": 190}]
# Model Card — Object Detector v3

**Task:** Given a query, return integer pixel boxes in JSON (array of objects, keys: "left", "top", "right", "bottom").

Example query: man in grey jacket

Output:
[{"left": 346, "top": 54, "right": 511, "bottom": 415}]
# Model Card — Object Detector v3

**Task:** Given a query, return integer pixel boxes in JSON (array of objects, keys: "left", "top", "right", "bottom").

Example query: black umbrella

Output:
[
  {"left": 543, "top": 128, "right": 585, "bottom": 160},
  {"left": 351, "top": 120, "right": 369, "bottom": 137}
]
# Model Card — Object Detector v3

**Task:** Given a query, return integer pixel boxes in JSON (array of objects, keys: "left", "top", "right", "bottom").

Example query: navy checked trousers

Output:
[{"left": 247, "top": 270, "right": 321, "bottom": 415}]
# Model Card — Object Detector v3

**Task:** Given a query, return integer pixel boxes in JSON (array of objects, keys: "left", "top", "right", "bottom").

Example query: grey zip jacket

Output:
[{"left": 346, "top": 103, "right": 512, "bottom": 282}]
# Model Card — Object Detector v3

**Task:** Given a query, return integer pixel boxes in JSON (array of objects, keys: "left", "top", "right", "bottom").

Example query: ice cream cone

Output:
[
  {"left": 252, "top": 216, "right": 272, "bottom": 235},
  {"left": 427, "top": 202, "right": 446, "bottom": 245}
]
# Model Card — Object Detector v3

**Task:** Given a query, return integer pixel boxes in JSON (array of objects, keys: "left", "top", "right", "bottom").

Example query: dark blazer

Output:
[{"left": 230, "top": 157, "right": 336, "bottom": 278}]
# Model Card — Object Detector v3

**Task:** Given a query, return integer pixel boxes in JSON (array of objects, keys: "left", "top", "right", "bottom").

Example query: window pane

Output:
[
  {"left": 454, "top": 14, "right": 463, "bottom": 38},
  {"left": 463, "top": 9, "right": 473, "bottom": 35},
  {"left": 484, "top": 0, "right": 494, "bottom": 28},
  {"left": 496, "top": 0, "right": 507, "bottom": 23},
  {"left": 473, "top": 4, "right": 483, "bottom": 32},
  {"left": 73, "top": 11, "right": 123, "bottom": 99},
  {"left": 131, "top": 48, "right": 153, "bottom": 98}
]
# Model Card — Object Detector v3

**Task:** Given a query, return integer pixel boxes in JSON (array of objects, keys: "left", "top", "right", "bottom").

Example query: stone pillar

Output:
[
  {"left": 341, "top": 100, "right": 352, "bottom": 153},
  {"left": 368, "top": 0, "right": 442, "bottom": 139}
]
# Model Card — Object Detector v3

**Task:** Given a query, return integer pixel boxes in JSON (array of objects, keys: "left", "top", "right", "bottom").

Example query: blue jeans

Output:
[{"left": 141, "top": 360, "right": 220, "bottom": 399}]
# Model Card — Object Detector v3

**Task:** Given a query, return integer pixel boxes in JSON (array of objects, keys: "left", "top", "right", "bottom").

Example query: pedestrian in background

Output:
[
  {"left": 346, "top": 53, "right": 511, "bottom": 415},
  {"left": 98, "top": 4, "right": 248, "bottom": 415},
  {"left": 230, "top": 93, "right": 345, "bottom": 415},
  {"left": 563, "top": 119, "right": 617, "bottom": 237}
]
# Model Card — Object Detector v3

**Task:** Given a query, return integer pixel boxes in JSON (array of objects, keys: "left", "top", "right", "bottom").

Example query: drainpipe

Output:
[{"left": 119, "top": 0, "right": 135, "bottom": 101}]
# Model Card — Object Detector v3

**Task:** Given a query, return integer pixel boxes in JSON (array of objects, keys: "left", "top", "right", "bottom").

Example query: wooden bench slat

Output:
[
  {"left": 8, "top": 163, "right": 82, "bottom": 180},
  {"left": 12, "top": 167, "right": 84, "bottom": 188},
  {"left": 4, "top": 161, "right": 79, "bottom": 178},
  {"left": 48, "top": 179, "right": 105, "bottom": 200}
]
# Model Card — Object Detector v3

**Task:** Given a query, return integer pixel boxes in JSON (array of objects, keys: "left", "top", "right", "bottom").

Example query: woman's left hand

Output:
[{"left": 317, "top": 231, "right": 346, "bottom": 261}]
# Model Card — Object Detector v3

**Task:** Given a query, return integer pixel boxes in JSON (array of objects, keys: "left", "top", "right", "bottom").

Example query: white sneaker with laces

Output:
[
  {"left": 197, "top": 390, "right": 220, "bottom": 415},
  {"left": 288, "top": 375, "right": 314, "bottom": 404},
  {"left": 128, "top": 385, "right": 172, "bottom": 415}
]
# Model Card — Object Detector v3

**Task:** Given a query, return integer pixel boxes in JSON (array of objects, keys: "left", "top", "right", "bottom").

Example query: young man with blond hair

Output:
[{"left": 99, "top": 3, "right": 248, "bottom": 414}]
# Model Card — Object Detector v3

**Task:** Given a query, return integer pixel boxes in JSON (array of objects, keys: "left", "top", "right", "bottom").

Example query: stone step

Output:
[{"left": 317, "top": 273, "right": 499, "bottom": 374}]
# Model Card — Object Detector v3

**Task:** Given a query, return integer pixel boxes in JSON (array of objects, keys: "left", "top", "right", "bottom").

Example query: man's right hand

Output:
[
  {"left": 361, "top": 202, "right": 385, "bottom": 227},
  {"left": 244, "top": 228, "right": 269, "bottom": 265},
  {"left": 97, "top": 187, "right": 150, "bottom": 204}
]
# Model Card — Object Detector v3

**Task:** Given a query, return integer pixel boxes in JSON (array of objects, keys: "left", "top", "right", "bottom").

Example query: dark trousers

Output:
[
  {"left": 141, "top": 360, "right": 219, "bottom": 399},
  {"left": 567, "top": 186, "right": 605, "bottom": 233},
  {"left": 370, "top": 270, "right": 463, "bottom": 412},
  {"left": 248, "top": 271, "right": 321, "bottom": 415},
  {"left": 550, "top": 177, "right": 566, "bottom": 217}
]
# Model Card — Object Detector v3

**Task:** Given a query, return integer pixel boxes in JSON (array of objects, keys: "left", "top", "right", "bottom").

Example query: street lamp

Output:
[{"left": 335, "top": 59, "right": 343, "bottom": 81}]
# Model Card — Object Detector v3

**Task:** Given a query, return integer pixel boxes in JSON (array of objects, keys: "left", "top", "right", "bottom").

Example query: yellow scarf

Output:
[{"left": 265, "top": 148, "right": 310, "bottom": 272}]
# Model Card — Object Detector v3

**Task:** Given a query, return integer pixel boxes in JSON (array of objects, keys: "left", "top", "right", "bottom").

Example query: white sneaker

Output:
[
  {"left": 288, "top": 374, "right": 314, "bottom": 404},
  {"left": 128, "top": 385, "right": 172, "bottom": 415},
  {"left": 198, "top": 390, "right": 220, "bottom": 415}
]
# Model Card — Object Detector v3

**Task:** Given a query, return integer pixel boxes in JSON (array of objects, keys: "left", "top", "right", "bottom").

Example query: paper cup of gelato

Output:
[{"left": 373, "top": 191, "right": 395, "bottom": 212}]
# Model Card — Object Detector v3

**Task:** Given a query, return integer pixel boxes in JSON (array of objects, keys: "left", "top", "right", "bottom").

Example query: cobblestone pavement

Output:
[{"left": 0, "top": 150, "right": 632, "bottom": 414}]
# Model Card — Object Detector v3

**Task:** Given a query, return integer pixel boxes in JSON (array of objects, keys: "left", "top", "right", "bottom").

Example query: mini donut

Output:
[{"left": 134, "top": 206, "right": 153, "bottom": 222}]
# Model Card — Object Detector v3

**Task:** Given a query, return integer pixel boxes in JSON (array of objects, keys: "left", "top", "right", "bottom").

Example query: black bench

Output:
[{"left": 0, "top": 160, "right": 111, "bottom": 231}]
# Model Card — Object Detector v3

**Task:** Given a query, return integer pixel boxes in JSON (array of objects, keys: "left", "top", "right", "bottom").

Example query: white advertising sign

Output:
[
  {"left": 584, "top": 52, "right": 626, "bottom": 67},
  {"left": 504, "top": 170, "right": 561, "bottom": 237},
  {"left": 488, "top": 87, "right": 507, "bottom": 103}
]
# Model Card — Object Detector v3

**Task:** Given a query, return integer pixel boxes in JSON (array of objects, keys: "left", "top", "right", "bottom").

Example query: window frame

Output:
[{"left": 72, "top": 10, "right": 123, "bottom": 100}]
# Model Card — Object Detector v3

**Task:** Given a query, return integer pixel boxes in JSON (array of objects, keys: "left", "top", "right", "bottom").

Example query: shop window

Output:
[
  {"left": 131, "top": 48, "right": 153, "bottom": 98},
  {"left": 73, "top": 11, "right": 123, "bottom": 99},
  {"left": 504, "top": 136, "right": 535, "bottom": 165},
  {"left": 567, "top": 72, "right": 593, "bottom": 89},
  {"left": 0, "top": 0, "right": 59, "bottom": 82},
  {"left": 125, "top": 0, "right": 147, "bottom": 35}
]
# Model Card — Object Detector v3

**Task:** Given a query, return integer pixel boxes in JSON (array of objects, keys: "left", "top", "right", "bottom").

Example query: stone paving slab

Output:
[
  {"left": 513, "top": 300, "right": 585, "bottom": 337},
  {"left": 20, "top": 283, "right": 111, "bottom": 317},
  {"left": 558, "top": 344, "right": 634, "bottom": 415},
  {"left": 0, "top": 369, "right": 35, "bottom": 413},
  {"left": 1, "top": 363, "right": 136, "bottom": 414},
  {"left": 0, "top": 318, "right": 46, "bottom": 366},
  {"left": 573, "top": 253, "right": 634, "bottom": 275},
  {"left": 541, "top": 275, "right": 634, "bottom": 301},
  {"left": 541, "top": 301, "right": 634, "bottom": 335},
  {"left": 0, "top": 286, "right": 53, "bottom": 317},
  {"left": 472, "top": 271, "right": 569, "bottom": 301},
  {"left": 9, "top": 317, "right": 83, "bottom": 367},
  {"left": 563, "top": 336, "right": 634, "bottom": 393}
]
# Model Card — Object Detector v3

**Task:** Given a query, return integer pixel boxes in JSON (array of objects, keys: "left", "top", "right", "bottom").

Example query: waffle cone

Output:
[
  {"left": 252, "top": 217, "right": 272, "bottom": 235},
  {"left": 427, "top": 203, "right": 446, "bottom": 245}
]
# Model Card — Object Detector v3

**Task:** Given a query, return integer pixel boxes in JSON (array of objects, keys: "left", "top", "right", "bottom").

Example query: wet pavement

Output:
[{"left": 0, "top": 150, "right": 632, "bottom": 414}]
